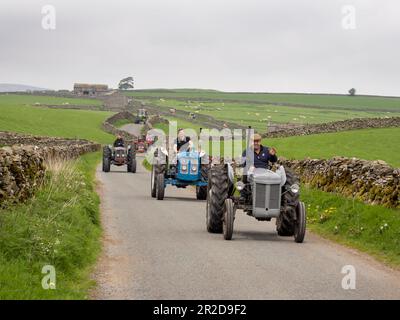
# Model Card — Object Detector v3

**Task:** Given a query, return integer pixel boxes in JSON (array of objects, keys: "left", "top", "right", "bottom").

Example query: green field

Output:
[
  {"left": 268, "top": 127, "right": 400, "bottom": 168},
  {"left": 127, "top": 88, "right": 400, "bottom": 132},
  {"left": 0, "top": 95, "right": 114, "bottom": 143},
  {"left": 126, "top": 89, "right": 400, "bottom": 112},
  {"left": 152, "top": 116, "right": 203, "bottom": 134},
  {"left": 139, "top": 98, "right": 400, "bottom": 132},
  {"left": 0, "top": 94, "right": 102, "bottom": 107}
]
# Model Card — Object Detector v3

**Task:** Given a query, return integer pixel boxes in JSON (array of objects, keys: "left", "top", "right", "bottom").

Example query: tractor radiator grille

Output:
[
  {"left": 255, "top": 184, "right": 266, "bottom": 208},
  {"left": 255, "top": 183, "right": 280, "bottom": 210},
  {"left": 268, "top": 184, "right": 280, "bottom": 209}
]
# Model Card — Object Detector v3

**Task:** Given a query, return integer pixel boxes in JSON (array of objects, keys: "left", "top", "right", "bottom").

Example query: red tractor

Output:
[
  {"left": 146, "top": 133, "right": 155, "bottom": 146},
  {"left": 134, "top": 135, "right": 148, "bottom": 153}
]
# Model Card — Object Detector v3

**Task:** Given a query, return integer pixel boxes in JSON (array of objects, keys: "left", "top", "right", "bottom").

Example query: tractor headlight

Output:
[
  {"left": 236, "top": 181, "right": 245, "bottom": 191},
  {"left": 290, "top": 184, "right": 300, "bottom": 194},
  {"left": 191, "top": 165, "right": 197, "bottom": 172},
  {"left": 181, "top": 165, "right": 188, "bottom": 171}
]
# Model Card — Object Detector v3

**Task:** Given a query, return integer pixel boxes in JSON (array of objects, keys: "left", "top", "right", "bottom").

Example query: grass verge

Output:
[
  {"left": 113, "top": 119, "right": 133, "bottom": 128},
  {"left": 0, "top": 152, "right": 102, "bottom": 299},
  {"left": 302, "top": 186, "right": 400, "bottom": 268},
  {"left": 142, "top": 158, "right": 151, "bottom": 171}
]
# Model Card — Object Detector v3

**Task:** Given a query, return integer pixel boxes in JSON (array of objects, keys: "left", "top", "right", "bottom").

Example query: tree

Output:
[
  {"left": 348, "top": 88, "right": 356, "bottom": 96},
  {"left": 118, "top": 77, "right": 134, "bottom": 90}
]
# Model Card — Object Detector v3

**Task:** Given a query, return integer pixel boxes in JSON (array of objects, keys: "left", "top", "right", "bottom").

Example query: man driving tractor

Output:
[
  {"left": 241, "top": 133, "right": 277, "bottom": 169},
  {"left": 113, "top": 134, "right": 125, "bottom": 148},
  {"left": 169, "top": 128, "right": 193, "bottom": 174},
  {"left": 240, "top": 133, "right": 277, "bottom": 201},
  {"left": 173, "top": 128, "right": 193, "bottom": 153}
]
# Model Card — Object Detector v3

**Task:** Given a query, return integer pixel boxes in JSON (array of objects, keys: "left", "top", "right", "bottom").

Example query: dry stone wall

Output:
[
  {"left": 101, "top": 111, "right": 138, "bottom": 142},
  {"left": 281, "top": 157, "right": 399, "bottom": 209},
  {"left": 0, "top": 132, "right": 100, "bottom": 206},
  {"left": 0, "top": 146, "right": 45, "bottom": 204},
  {"left": 263, "top": 117, "right": 400, "bottom": 138}
]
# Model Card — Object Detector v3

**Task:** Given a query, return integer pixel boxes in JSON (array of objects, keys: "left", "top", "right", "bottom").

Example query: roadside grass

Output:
[
  {"left": 125, "top": 90, "right": 400, "bottom": 112},
  {"left": 0, "top": 102, "right": 114, "bottom": 144},
  {"left": 302, "top": 187, "right": 400, "bottom": 267},
  {"left": 142, "top": 158, "right": 152, "bottom": 171},
  {"left": 0, "top": 152, "right": 102, "bottom": 299},
  {"left": 138, "top": 98, "right": 400, "bottom": 131}
]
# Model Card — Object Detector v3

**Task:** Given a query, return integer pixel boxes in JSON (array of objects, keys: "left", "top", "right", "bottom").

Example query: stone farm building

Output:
[{"left": 73, "top": 83, "right": 109, "bottom": 96}]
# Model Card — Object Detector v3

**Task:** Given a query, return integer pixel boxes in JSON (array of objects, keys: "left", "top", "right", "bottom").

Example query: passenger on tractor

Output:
[
  {"left": 113, "top": 134, "right": 125, "bottom": 148},
  {"left": 240, "top": 133, "right": 278, "bottom": 202}
]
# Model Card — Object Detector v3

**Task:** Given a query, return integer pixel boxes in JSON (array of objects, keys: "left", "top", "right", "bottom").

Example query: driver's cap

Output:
[{"left": 251, "top": 133, "right": 262, "bottom": 141}]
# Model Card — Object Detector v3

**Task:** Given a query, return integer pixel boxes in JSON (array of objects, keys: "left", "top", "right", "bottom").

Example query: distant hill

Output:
[{"left": 0, "top": 83, "right": 49, "bottom": 93}]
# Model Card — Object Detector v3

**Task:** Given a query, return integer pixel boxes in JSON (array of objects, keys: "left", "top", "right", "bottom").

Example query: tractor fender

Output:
[
  {"left": 276, "top": 165, "right": 287, "bottom": 186},
  {"left": 227, "top": 163, "right": 235, "bottom": 184}
]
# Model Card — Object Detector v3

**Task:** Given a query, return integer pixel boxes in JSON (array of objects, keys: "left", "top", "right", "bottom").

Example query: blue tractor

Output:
[{"left": 151, "top": 148, "right": 209, "bottom": 200}]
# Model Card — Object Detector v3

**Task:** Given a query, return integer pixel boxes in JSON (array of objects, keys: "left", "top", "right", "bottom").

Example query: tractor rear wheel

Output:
[
  {"left": 206, "top": 165, "right": 229, "bottom": 233},
  {"left": 223, "top": 198, "right": 235, "bottom": 240},
  {"left": 276, "top": 168, "right": 299, "bottom": 236}
]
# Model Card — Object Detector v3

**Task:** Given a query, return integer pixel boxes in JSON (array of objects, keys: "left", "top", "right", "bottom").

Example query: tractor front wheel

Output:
[
  {"left": 223, "top": 199, "right": 235, "bottom": 240},
  {"left": 276, "top": 168, "right": 299, "bottom": 236},
  {"left": 206, "top": 165, "right": 229, "bottom": 233},
  {"left": 156, "top": 173, "right": 165, "bottom": 200},
  {"left": 294, "top": 201, "right": 306, "bottom": 243},
  {"left": 151, "top": 166, "right": 157, "bottom": 198},
  {"left": 196, "top": 186, "right": 207, "bottom": 200}
]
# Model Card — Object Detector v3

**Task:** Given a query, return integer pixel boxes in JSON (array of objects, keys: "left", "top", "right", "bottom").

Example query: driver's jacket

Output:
[{"left": 241, "top": 145, "right": 277, "bottom": 169}]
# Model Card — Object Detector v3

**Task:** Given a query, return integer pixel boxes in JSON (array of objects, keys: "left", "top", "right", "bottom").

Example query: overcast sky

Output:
[{"left": 1, "top": 0, "right": 399, "bottom": 95}]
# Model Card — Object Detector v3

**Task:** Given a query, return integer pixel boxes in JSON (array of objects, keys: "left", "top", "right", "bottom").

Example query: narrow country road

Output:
[
  {"left": 119, "top": 123, "right": 143, "bottom": 137},
  {"left": 92, "top": 154, "right": 400, "bottom": 299}
]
